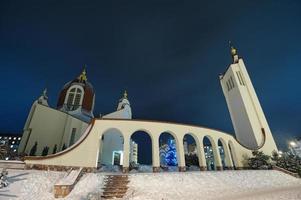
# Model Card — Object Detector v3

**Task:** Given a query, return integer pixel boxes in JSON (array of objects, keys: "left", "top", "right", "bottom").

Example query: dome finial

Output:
[
  {"left": 229, "top": 41, "right": 239, "bottom": 63},
  {"left": 123, "top": 90, "right": 128, "bottom": 99},
  {"left": 78, "top": 65, "right": 88, "bottom": 82},
  {"left": 229, "top": 41, "right": 237, "bottom": 56}
]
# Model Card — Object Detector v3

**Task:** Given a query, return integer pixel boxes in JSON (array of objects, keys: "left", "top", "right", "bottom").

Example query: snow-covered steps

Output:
[
  {"left": 101, "top": 175, "right": 129, "bottom": 199},
  {"left": 53, "top": 167, "right": 83, "bottom": 198}
]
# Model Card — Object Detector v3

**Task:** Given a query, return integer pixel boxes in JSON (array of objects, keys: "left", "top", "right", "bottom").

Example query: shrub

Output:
[
  {"left": 29, "top": 142, "right": 38, "bottom": 156},
  {"left": 185, "top": 154, "right": 199, "bottom": 167},
  {"left": 129, "top": 161, "right": 139, "bottom": 171},
  {"left": 297, "top": 167, "right": 301, "bottom": 177},
  {"left": 52, "top": 144, "right": 57, "bottom": 154},
  {"left": 247, "top": 150, "right": 272, "bottom": 169},
  {"left": 62, "top": 143, "right": 67, "bottom": 151},
  {"left": 276, "top": 153, "right": 301, "bottom": 176},
  {"left": 41, "top": 146, "right": 49, "bottom": 156}
]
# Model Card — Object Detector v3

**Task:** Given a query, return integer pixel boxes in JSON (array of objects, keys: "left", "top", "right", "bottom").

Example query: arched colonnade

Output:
[
  {"left": 97, "top": 120, "right": 239, "bottom": 172},
  {"left": 24, "top": 119, "right": 242, "bottom": 172}
]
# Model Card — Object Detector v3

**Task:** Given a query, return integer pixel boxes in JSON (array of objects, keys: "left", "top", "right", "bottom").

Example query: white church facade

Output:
[
  {"left": 19, "top": 69, "right": 137, "bottom": 167},
  {"left": 20, "top": 46, "right": 278, "bottom": 172}
]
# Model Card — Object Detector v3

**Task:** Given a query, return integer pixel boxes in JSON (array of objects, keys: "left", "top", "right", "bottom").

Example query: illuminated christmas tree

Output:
[{"left": 165, "top": 139, "right": 178, "bottom": 166}]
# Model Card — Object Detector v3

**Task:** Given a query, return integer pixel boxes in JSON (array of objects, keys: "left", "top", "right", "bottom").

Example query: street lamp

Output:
[
  {"left": 289, "top": 140, "right": 297, "bottom": 156},
  {"left": 289, "top": 141, "right": 297, "bottom": 147}
]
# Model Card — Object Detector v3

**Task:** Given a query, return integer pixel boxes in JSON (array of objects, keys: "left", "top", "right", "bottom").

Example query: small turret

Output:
[
  {"left": 38, "top": 88, "right": 49, "bottom": 106},
  {"left": 102, "top": 90, "right": 132, "bottom": 119},
  {"left": 117, "top": 90, "right": 130, "bottom": 111}
]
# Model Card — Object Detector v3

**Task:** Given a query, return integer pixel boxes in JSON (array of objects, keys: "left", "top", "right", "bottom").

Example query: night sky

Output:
[{"left": 0, "top": 0, "right": 300, "bottom": 153}]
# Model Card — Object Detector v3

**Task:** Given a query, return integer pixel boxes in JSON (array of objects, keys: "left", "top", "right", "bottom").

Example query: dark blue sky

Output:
[{"left": 0, "top": 0, "right": 300, "bottom": 151}]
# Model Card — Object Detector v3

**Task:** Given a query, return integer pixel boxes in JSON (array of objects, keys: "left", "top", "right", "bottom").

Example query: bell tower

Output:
[{"left": 219, "top": 43, "right": 277, "bottom": 153}]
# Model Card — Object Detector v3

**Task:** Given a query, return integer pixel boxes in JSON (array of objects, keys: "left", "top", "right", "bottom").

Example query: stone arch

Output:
[
  {"left": 159, "top": 131, "right": 182, "bottom": 171},
  {"left": 129, "top": 129, "right": 154, "bottom": 145},
  {"left": 183, "top": 133, "right": 201, "bottom": 171},
  {"left": 203, "top": 135, "right": 221, "bottom": 170},
  {"left": 218, "top": 138, "right": 233, "bottom": 170},
  {"left": 97, "top": 128, "right": 124, "bottom": 169},
  {"left": 129, "top": 130, "right": 153, "bottom": 172},
  {"left": 228, "top": 140, "right": 239, "bottom": 169}
]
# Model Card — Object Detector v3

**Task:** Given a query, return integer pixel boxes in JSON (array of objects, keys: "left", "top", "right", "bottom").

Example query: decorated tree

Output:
[{"left": 165, "top": 139, "right": 178, "bottom": 166}]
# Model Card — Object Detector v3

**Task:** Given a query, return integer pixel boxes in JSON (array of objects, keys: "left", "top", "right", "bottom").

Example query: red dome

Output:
[{"left": 57, "top": 71, "right": 95, "bottom": 113}]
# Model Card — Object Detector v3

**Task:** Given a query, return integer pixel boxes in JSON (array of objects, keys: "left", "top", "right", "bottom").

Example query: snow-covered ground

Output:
[
  {"left": 0, "top": 169, "right": 104, "bottom": 200},
  {"left": 127, "top": 170, "right": 301, "bottom": 200},
  {"left": 0, "top": 169, "right": 301, "bottom": 200}
]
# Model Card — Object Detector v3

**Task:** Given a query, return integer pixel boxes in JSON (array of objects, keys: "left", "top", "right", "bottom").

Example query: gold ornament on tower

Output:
[
  {"left": 229, "top": 41, "right": 237, "bottom": 56},
  {"left": 78, "top": 66, "right": 87, "bottom": 82}
]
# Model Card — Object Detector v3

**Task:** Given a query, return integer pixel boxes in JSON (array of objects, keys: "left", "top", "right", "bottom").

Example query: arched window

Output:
[{"left": 66, "top": 86, "right": 84, "bottom": 111}]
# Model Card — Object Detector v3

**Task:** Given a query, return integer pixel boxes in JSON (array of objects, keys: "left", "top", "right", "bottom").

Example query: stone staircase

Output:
[{"left": 101, "top": 175, "right": 129, "bottom": 199}]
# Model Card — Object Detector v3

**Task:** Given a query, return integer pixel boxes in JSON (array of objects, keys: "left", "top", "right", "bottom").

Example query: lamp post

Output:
[
  {"left": 290, "top": 141, "right": 297, "bottom": 147},
  {"left": 289, "top": 140, "right": 297, "bottom": 156}
]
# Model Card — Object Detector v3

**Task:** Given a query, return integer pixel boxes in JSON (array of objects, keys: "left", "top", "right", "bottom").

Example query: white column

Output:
[
  {"left": 152, "top": 135, "right": 160, "bottom": 172},
  {"left": 213, "top": 141, "right": 223, "bottom": 170},
  {"left": 229, "top": 141, "right": 240, "bottom": 169},
  {"left": 197, "top": 141, "right": 207, "bottom": 171},
  {"left": 177, "top": 137, "right": 186, "bottom": 172},
  {"left": 122, "top": 135, "right": 130, "bottom": 173},
  {"left": 223, "top": 144, "right": 234, "bottom": 169}
]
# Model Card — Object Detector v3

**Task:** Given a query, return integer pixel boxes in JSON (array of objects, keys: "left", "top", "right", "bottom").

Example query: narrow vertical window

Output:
[
  {"left": 230, "top": 76, "right": 235, "bottom": 88},
  {"left": 66, "top": 93, "right": 74, "bottom": 109},
  {"left": 238, "top": 71, "right": 246, "bottom": 86},
  {"left": 226, "top": 81, "right": 230, "bottom": 91},
  {"left": 69, "top": 128, "right": 76, "bottom": 146},
  {"left": 228, "top": 79, "right": 232, "bottom": 90},
  {"left": 236, "top": 72, "right": 243, "bottom": 85},
  {"left": 229, "top": 80, "right": 232, "bottom": 90},
  {"left": 73, "top": 89, "right": 82, "bottom": 110}
]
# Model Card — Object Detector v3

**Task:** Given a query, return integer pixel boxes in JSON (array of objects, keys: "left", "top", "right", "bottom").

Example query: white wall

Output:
[
  {"left": 19, "top": 103, "right": 88, "bottom": 155},
  {"left": 99, "top": 129, "right": 124, "bottom": 165},
  {"left": 25, "top": 119, "right": 262, "bottom": 169},
  {"left": 102, "top": 104, "right": 132, "bottom": 119}
]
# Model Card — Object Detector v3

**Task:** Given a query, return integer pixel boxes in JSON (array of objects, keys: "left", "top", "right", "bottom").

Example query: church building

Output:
[
  {"left": 21, "top": 46, "right": 278, "bottom": 173},
  {"left": 18, "top": 69, "right": 137, "bottom": 166}
]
